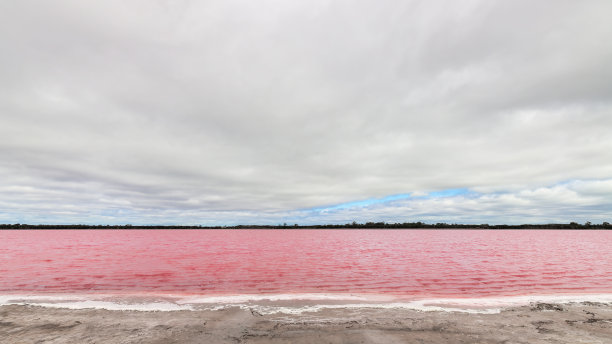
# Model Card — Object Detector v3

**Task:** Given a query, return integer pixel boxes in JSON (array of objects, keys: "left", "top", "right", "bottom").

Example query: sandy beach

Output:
[{"left": 1, "top": 301, "right": 611, "bottom": 344}]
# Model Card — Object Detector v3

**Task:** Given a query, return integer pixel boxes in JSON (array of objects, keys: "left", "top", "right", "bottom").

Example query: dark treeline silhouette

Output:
[{"left": 1, "top": 221, "right": 610, "bottom": 230}]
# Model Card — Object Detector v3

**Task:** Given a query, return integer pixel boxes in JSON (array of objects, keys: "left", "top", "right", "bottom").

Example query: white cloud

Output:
[{"left": 1, "top": 1, "right": 611, "bottom": 224}]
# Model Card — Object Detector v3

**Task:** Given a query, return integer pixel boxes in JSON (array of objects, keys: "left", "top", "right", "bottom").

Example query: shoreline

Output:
[
  {"left": 3, "top": 292, "right": 612, "bottom": 315},
  {"left": 1, "top": 300, "right": 611, "bottom": 343},
  {"left": 3, "top": 292, "right": 612, "bottom": 311}
]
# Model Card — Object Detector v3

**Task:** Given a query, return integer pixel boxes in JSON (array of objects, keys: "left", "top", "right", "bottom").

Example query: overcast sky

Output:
[{"left": 1, "top": 0, "right": 611, "bottom": 225}]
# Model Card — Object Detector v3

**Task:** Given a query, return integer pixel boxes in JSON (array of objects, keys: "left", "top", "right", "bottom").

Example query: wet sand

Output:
[{"left": 1, "top": 302, "right": 611, "bottom": 343}]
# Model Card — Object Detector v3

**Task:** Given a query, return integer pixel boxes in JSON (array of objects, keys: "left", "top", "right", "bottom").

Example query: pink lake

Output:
[{"left": 1, "top": 230, "right": 611, "bottom": 299}]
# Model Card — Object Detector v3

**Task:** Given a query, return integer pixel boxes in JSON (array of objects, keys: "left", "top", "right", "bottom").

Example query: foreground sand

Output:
[{"left": 1, "top": 302, "right": 611, "bottom": 343}]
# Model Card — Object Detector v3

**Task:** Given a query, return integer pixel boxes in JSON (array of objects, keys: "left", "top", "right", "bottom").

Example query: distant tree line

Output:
[{"left": 0, "top": 221, "right": 610, "bottom": 230}]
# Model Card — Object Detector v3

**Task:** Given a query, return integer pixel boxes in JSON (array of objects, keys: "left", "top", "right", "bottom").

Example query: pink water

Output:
[{"left": 1, "top": 230, "right": 611, "bottom": 299}]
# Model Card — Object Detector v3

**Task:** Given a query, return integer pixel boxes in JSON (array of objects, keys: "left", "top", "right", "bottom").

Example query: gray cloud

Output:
[{"left": 1, "top": 1, "right": 611, "bottom": 224}]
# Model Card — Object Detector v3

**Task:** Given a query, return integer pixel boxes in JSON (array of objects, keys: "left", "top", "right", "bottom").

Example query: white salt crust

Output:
[{"left": 2, "top": 293, "right": 612, "bottom": 314}]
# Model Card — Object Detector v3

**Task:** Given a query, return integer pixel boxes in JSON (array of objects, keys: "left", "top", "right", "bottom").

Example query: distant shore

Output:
[
  {"left": 1, "top": 222, "right": 611, "bottom": 230},
  {"left": 1, "top": 301, "right": 611, "bottom": 343}
]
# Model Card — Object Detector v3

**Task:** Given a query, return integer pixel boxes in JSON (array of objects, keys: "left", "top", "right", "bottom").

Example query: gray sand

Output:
[{"left": 1, "top": 302, "right": 611, "bottom": 343}]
